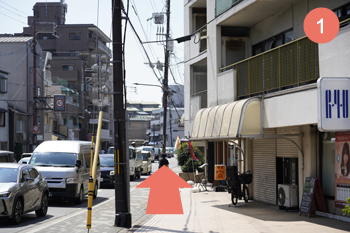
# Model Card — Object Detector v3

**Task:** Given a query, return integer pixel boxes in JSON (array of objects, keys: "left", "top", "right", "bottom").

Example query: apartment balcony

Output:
[
  {"left": 220, "top": 37, "right": 319, "bottom": 99},
  {"left": 216, "top": 0, "right": 298, "bottom": 27},
  {"left": 88, "top": 38, "right": 112, "bottom": 58},
  {"left": 101, "top": 129, "right": 112, "bottom": 140},
  {"left": 52, "top": 70, "right": 79, "bottom": 82}
]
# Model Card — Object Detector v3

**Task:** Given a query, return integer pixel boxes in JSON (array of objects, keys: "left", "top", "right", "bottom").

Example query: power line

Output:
[
  {"left": 0, "top": 1, "right": 30, "bottom": 16},
  {"left": 0, "top": 5, "right": 27, "bottom": 18},
  {"left": 0, "top": 12, "right": 26, "bottom": 24},
  {"left": 122, "top": 8, "right": 162, "bottom": 83}
]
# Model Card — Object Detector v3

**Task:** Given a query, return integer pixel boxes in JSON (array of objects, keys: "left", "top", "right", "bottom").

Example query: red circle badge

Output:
[{"left": 304, "top": 7, "right": 339, "bottom": 44}]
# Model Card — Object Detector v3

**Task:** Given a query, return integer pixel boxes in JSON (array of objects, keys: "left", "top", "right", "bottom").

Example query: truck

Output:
[{"left": 107, "top": 146, "right": 142, "bottom": 181}]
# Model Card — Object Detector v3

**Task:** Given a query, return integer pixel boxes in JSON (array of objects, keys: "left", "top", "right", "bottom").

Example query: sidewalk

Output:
[
  {"left": 22, "top": 172, "right": 350, "bottom": 233},
  {"left": 131, "top": 187, "right": 350, "bottom": 233}
]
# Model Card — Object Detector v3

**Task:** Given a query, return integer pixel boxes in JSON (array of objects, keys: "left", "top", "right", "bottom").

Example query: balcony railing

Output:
[
  {"left": 52, "top": 77, "right": 68, "bottom": 87},
  {"left": 215, "top": 0, "right": 244, "bottom": 17},
  {"left": 220, "top": 37, "right": 319, "bottom": 99}
]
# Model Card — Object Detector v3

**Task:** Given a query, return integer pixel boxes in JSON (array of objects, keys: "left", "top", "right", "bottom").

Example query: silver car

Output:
[{"left": 0, "top": 163, "right": 49, "bottom": 224}]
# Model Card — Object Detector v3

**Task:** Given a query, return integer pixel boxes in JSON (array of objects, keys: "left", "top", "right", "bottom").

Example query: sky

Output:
[{"left": 0, "top": 0, "right": 184, "bottom": 105}]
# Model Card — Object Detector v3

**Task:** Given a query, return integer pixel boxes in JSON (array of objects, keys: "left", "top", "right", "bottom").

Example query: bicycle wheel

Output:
[
  {"left": 244, "top": 186, "right": 249, "bottom": 203},
  {"left": 231, "top": 190, "right": 238, "bottom": 205}
]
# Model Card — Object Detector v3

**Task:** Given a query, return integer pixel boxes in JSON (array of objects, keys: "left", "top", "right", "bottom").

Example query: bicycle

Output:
[{"left": 226, "top": 167, "right": 252, "bottom": 206}]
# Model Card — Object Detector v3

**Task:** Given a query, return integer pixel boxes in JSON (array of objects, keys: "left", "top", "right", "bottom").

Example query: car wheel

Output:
[
  {"left": 75, "top": 185, "right": 84, "bottom": 204},
  {"left": 36, "top": 193, "right": 48, "bottom": 217},
  {"left": 11, "top": 198, "right": 23, "bottom": 224},
  {"left": 93, "top": 183, "right": 98, "bottom": 199}
]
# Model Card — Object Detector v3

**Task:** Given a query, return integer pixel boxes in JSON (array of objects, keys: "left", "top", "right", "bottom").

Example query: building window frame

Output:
[
  {"left": 0, "top": 76, "right": 7, "bottom": 93},
  {"left": 69, "top": 33, "right": 81, "bottom": 40},
  {"left": 0, "top": 112, "right": 5, "bottom": 127}
]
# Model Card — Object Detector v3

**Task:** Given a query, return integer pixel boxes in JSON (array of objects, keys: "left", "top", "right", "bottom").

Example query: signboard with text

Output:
[
  {"left": 335, "top": 132, "right": 350, "bottom": 208},
  {"left": 317, "top": 77, "right": 350, "bottom": 132}
]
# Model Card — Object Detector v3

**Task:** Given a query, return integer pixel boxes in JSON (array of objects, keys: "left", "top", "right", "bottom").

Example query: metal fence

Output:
[
  {"left": 215, "top": 0, "right": 244, "bottom": 16},
  {"left": 221, "top": 37, "right": 319, "bottom": 99}
]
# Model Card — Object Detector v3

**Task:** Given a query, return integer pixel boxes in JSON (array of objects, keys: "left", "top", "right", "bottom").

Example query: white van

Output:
[
  {"left": 29, "top": 141, "right": 100, "bottom": 204},
  {"left": 138, "top": 146, "right": 155, "bottom": 162}
]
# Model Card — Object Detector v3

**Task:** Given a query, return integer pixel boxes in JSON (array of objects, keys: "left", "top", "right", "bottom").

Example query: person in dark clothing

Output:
[{"left": 159, "top": 153, "right": 169, "bottom": 168}]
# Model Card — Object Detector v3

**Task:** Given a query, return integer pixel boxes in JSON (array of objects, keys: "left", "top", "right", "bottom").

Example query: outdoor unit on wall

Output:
[{"left": 278, "top": 184, "right": 298, "bottom": 208}]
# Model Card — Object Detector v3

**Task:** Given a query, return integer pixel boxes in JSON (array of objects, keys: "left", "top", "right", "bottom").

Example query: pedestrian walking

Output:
[{"left": 159, "top": 153, "right": 169, "bottom": 168}]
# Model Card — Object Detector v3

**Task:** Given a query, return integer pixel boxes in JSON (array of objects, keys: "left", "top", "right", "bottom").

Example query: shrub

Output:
[
  {"left": 177, "top": 142, "right": 204, "bottom": 167},
  {"left": 181, "top": 158, "right": 204, "bottom": 172}
]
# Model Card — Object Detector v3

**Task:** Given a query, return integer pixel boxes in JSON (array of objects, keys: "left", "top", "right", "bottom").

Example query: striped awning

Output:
[{"left": 191, "top": 98, "right": 261, "bottom": 140}]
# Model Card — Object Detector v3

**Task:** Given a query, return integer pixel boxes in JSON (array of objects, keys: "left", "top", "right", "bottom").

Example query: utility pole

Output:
[
  {"left": 169, "top": 106, "right": 173, "bottom": 147},
  {"left": 162, "top": 0, "right": 171, "bottom": 153},
  {"left": 32, "top": 20, "right": 37, "bottom": 149},
  {"left": 112, "top": 0, "right": 131, "bottom": 228}
]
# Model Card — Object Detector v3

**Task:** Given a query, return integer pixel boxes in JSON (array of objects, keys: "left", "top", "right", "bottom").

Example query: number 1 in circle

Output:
[{"left": 317, "top": 18, "right": 323, "bottom": 34}]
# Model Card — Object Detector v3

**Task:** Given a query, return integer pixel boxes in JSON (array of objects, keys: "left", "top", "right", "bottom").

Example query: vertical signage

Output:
[
  {"left": 54, "top": 95, "right": 65, "bottom": 111},
  {"left": 335, "top": 132, "right": 350, "bottom": 208},
  {"left": 317, "top": 77, "right": 350, "bottom": 131}
]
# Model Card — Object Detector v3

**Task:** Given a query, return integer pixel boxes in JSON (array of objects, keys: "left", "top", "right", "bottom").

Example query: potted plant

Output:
[{"left": 177, "top": 143, "right": 205, "bottom": 181}]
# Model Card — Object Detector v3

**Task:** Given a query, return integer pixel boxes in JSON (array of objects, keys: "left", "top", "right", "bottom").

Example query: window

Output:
[
  {"left": 21, "top": 169, "right": 30, "bottom": 183},
  {"left": 252, "top": 29, "right": 293, "bottom": 56},
  {"left": 333, "top": 3, "right": 350, "bottom": 23},
  {"left": 69, "top": 33, "right": 81, "bottom": 40},
  {"left": 0, "top": 112, "right": 4, "bottom": 127},
  {"left": 16, "top": 120, "right": 25, "bottom": 132},
  {"left": 37, "top": 87, "right": 41, "bottom": 97},
  {"left": 29, "top": 168, "right": 39, "bottom": 178},
  {"left": 62, "top": 65, "right": 74, "bottom": 71},
  {"left": 0, "top": 77, "right": 7, "bottom": 93}
]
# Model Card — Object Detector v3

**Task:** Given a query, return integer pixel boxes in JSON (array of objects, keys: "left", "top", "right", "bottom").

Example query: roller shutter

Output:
[
  {"left": 276, "top": 127, "right": 301, "bottom": 158},
  {"left": 252, "top": 128, "right": 276, "bottom": 205}
]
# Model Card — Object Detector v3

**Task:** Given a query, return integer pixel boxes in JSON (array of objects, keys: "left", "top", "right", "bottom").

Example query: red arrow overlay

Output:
[{"left": 136, "top": 166, "right": 193, "bottom": 214}]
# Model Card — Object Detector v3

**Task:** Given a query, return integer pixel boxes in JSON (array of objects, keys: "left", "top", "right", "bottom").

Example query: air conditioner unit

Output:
[{"left": 278, "top": 184, "right": 298, "bottom": 208}]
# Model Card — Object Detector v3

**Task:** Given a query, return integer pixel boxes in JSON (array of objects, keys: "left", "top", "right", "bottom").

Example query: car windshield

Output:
[
  {"left": 142, "top": 155, "right": 149, "bottom": 161},
  {"left": 100, "top": 157, "right": 114, "bottom": 167},
  {"left": 107, "top": 147, "right": 114, "bottom": 154},
  {"left": 0, "top": 168, "right": 18, "bottom": 183},
  {"left": 29, "top": 152, "right": 77, "bottom": 167},
  {"left": 143, "top": 148, "right": 151, "bottom": 152}
]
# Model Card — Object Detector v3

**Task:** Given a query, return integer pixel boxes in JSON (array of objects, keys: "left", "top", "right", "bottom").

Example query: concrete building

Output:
[
  {"left": 184, "top": 0, "right": 350, "bottom": 217},
  {"left": 0, "top": 69, "right": 9, "bottom": 151},
  {"left": 21, "top": 2, "right": 113, "bottom": 150},
  {"left": 0, "top": 36, "right": 45, "bottom": 157}
]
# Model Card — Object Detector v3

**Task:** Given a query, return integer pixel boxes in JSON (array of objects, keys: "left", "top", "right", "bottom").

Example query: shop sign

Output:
[
  {"left": 318, "top": 77, "right": 350, "bottom": 131},
  {"left": 335, "top": 132, "right": 350, "bottom": 208},
  {"left": 215, "top": 165, "right": 226, "bottom": 180}
]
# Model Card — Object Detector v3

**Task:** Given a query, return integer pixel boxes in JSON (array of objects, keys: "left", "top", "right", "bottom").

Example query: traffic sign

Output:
[
  {"left": 54, "top": 95, "right": 66, "bottom": 111},
  {"left": 33, "top": 125, "right": 39, "bottom": 134}
]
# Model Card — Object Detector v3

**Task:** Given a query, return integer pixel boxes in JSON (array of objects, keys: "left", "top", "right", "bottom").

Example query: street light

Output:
[{"left": 133, "top": 83, "right": 175, "bottom": 153}]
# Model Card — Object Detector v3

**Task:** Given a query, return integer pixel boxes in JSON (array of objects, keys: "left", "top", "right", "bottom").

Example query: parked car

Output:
[
  {"left": 138, "top": 146, "right": 155, "bottom": 162},
  {"left": 166, "top": 147, "right": 173, "bottom": 158},
  {"left": 0, "top": 151, "right": 16, "bottom": 163},
  {"left": 29, "top": 140, "right": 101, "bottom": 204},
  {"left": 99, "top": 154, "right": 115, "bottom": 186},
  {"left": 0, "top": 163, "right": 49, "bottom": 224},
  {"left": 140, "top": 151, "right": 152, "bottom": 175},
  {"left": 20, "top": 153, "right": 32, "bottom": 159},
  {"left": 18, "top": 157, "right": 30, "bottom": 164}
]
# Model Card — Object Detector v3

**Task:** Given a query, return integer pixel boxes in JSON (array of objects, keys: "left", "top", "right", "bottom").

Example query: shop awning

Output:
[{"left": 191, "top": 98, "right": 261, "bottom": 140}]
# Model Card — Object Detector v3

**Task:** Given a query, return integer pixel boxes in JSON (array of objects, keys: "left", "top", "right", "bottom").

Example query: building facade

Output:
[
  {"left": 21, "top": 2, "right": 113, "bottom": 150},
  {"left": 184, "top": 0, "right": 350, "bottom": 217}
]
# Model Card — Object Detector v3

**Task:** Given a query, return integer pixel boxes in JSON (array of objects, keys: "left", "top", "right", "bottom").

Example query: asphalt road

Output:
[{"left": 0, "top": 156, "right": 179, "bottom": 232}]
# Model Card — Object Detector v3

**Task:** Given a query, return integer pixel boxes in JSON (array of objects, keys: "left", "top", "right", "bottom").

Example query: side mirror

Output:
[
  {"left": 22, "top": 161, "right": 27, "bottom": 164},
  {"left": 75, "top": 160, "right": 82, "bottom": 168}
]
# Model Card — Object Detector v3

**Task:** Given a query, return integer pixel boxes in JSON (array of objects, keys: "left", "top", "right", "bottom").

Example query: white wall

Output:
[
  {"left": 217, "top": 69, "right": 235, "bottom": 104},
  {"left": 319, "top": 25, "right": 350, "bottom": 78},
  {"left": 263, "top": 88, "right": 318, "bottom": 128}
]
